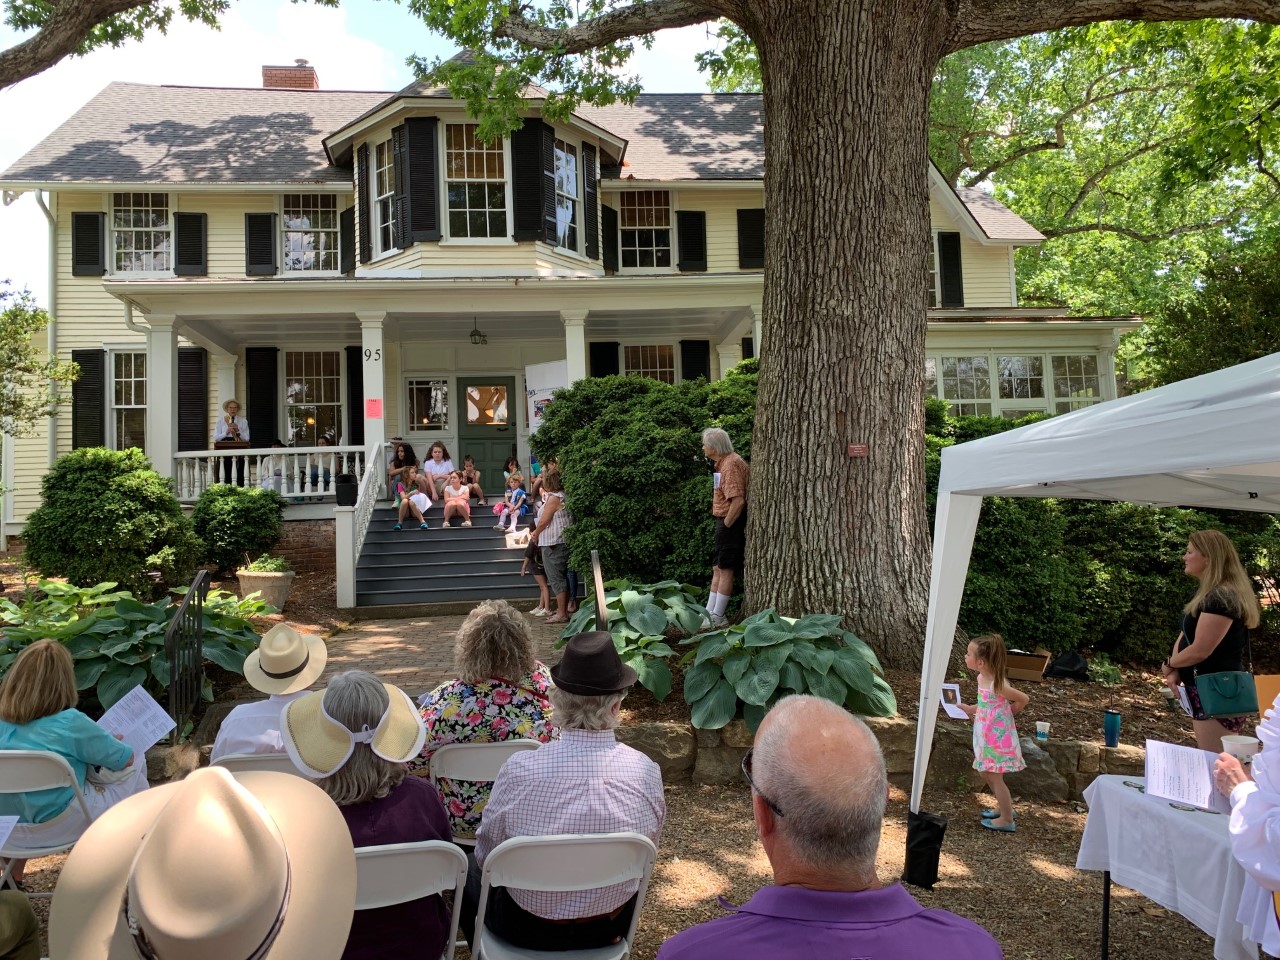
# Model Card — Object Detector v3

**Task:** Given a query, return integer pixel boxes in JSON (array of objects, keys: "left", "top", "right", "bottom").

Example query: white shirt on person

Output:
[
  {"left": 423, "top": 458, "right": 455, "bottom": 478},
  {"left": 213, "top": 415, "right": 249, "bottom": 442},
  {"left": 1227, "top": 700, "right": 1280, "bottom": 956},
  {"left": 210, "top": 691, "right": 307, "bottom": 761}
]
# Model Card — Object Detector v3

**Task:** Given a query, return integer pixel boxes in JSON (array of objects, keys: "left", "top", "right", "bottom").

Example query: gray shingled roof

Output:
[
  {"left": 0, "top": 82, "right": 389, "bottom": 185},
  {"left": 956, "top": 186, "right": 1044, "bottom": 243},
  {"left": 579, "top": 94, "right": 764, "bottom": 181},
  {"left": 0, "top": 82, "right": 1043, "bottom": 243}
]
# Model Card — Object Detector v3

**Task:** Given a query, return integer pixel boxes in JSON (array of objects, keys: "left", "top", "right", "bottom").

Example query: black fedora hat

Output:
[{"left": 551, "top": 632, "right": 638, "bottom": 695}]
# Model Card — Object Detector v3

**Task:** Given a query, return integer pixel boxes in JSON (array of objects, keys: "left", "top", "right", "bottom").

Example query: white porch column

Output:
[
  {"left": 716, "top": 344, "right": 738, "bottom": 380},
  {"left": 146, "top": 315, "right": 178, "bottom": 477},
  {"left": 561, "top": 310, "right": 588, "bottom": 384},
  {"left": 357, "top": 312, "right": 387, "bottom": 450},
  {"left": 749, "top": 304, "right": 763, "bottom": 360}
]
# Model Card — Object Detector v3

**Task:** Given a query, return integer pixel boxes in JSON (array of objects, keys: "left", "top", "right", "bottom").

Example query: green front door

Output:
[{"left": 456, "top": 376, "right": 518, "bottom": 498}]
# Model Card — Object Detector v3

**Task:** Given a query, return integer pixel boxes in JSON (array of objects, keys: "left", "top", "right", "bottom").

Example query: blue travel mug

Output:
[{"left": 1104, "top": 709, "right": 1121, "bottom": 748}]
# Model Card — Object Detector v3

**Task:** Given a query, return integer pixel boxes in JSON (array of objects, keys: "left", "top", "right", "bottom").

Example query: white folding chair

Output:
[
  {"left": 355, "top": 841, "right": 468, "bottom": 960},
  {"left": 211, "top": 752, "right": 312, "bottom": 778},
  {"left": 0, "top": 750, "right": 94, "bottom": 899},
  {"left": 473, "top": 832, "right": 658, "bottom": 960},
  {"left": 428, "top": 741, "right": 541, "bottom": 846}
]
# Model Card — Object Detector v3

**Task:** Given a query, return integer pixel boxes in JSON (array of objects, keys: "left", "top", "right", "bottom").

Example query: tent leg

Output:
[{"left": 1100, "top": 870, "right": 1111, "bottom": 959}]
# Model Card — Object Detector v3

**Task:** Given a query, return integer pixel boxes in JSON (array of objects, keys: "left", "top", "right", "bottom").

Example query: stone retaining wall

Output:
[{"left": 148, "top": 713, "right": 1143, "bottom": 802}]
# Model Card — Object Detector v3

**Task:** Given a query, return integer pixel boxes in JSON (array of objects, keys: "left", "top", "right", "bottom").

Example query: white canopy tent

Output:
[{"left": 910, "top": 351, "right": 1280, "bottom": 813}]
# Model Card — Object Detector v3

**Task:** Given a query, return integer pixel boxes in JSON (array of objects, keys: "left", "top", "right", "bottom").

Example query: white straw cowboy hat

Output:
[
  {"left": 281, "top": 681, "right": 426, "bottom": 779},
  {"left": 243, "top": 623, "right": 328, "bottom": 696},
  {"left": 49, "top": 766, "right": 356, "bottom": 960},
  {"left": 221, "top": 398, "right": 240, "bottom": 413}
]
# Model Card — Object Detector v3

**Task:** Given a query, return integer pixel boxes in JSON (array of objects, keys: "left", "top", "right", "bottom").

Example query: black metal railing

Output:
[{"left": 164, "top": 569, "right": 209, "bottom": 745}]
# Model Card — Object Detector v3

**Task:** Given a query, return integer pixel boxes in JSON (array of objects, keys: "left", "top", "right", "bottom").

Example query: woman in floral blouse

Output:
[{"left": 414, "top": 599, "right": 554, "bottom": 837}]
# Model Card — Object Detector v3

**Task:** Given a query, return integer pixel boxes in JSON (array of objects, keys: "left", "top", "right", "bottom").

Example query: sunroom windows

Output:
[{"left": 926, "top": 352, "right": 1104, "bottom": 418}]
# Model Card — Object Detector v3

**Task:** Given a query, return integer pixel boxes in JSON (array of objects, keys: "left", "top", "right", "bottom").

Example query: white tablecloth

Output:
[{"left": 1077, "top": 775, "right": 1259, "bottom": 960}]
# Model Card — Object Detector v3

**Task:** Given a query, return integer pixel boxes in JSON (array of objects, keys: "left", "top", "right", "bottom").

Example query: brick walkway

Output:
[{"left": 318, "top": 613, "right": 566, "bottom": 697}]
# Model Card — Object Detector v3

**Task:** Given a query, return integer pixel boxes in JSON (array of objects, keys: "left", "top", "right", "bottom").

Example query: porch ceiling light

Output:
[{"left": 469, "top": 317, "right": 488, "bottom": 346}]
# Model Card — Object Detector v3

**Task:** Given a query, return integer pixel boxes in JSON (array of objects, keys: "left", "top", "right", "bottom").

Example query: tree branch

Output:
[
  {"left": 494, "top": 0, "right": 720, "bottom": 54},
  {"left": 949, "top": 0, "right": 1280, "bottom": 54},
  {"left": 1062, "top": 133, "right": 1180, "bottom": 217},
  {"left": 0, "top": 0, "right": 151, "bottom": 89},
  {"left": 1043, "top": 211, "right": 1246, "bottom": 241}
]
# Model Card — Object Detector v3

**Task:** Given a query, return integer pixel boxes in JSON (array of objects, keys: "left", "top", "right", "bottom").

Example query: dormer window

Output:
[
  {"left": 112, "top": 193, "right": 171, "bottom": 273},
  {"left": 553, "top": 138, "right": 580, "bottom": 252},
  {"left": 619, "top": 191, "right": 671, "bottom": 268},
  {"left": 282, "top": 194, "right": 339, "bottom": 271},
  {"left": 373, "top": 138, "right": 396, "bottom": 255},
  {"left": 445, "top": 124, "right": 508, "bottom": 239},
  {"left": 927, "top": 232, "right": 940, "bottom": 307}
]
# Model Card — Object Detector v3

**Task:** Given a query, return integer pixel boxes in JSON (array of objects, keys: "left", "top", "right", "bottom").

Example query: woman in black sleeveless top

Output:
[{"left": 1160, "top": 529, "right": 1261, "bottom": 752}]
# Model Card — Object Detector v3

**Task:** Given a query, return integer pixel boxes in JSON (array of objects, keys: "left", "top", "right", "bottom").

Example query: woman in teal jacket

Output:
[{"left": 0, "top": 639, "right": 148, "bottom": 889}]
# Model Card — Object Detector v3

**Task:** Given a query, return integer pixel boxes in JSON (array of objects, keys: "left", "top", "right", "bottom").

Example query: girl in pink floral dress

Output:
[{"left": 960, "top": 633, "right": 1029, "bottom": 832}]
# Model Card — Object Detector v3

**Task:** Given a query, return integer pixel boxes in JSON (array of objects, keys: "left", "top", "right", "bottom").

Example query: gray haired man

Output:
[
  {"left": 702, "top": 427, "right": 749, "bottom": 626},
  {"left": 659, "top": 695, "right": 1002, "bottom": 959}
]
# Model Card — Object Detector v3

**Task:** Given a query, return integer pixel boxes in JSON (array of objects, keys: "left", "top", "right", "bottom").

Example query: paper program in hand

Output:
[
  {"left": 940, "top": 683, "right": 969, "bottom": 720},
  {"left": 96, "top": 685, "right": 176, "bottom": 760}
]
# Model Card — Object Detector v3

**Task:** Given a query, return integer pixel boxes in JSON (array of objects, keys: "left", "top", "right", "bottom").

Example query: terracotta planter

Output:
[{"left": 235, "top": 570, "right": 295, "bottom": 612}]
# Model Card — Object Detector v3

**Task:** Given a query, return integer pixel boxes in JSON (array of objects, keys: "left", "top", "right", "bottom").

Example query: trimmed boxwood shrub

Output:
[
  {"left": 24, "top": 448, "right": 200, "bottom": 597},
  {"left": 192, "top": 485, "right": 287, "bottom": 572}
]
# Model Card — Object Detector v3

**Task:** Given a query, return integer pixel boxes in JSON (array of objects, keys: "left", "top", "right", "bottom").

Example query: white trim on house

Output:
[{"left": 2, "top": 181, "right": 356, "bottom": 194}]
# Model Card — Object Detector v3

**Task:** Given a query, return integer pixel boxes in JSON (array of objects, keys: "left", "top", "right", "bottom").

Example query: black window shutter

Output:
[
  {"left": 356, "top": 144, "right": 372, "bottom": 263},
  {"left": 339, "top": 206, "right": 356, "bottom": 275},
  {"left": 737, "top": 208, "right": 765, "bottom": 269},
  {"left": 510, "top": 119, "right": 544, "bottom": 242},
  {"left": 404, "top": 117, "right": 441, "bottom": 243},
  {"left": 244, "top": 347, "right": 278, "bottom": 448},
  {"left": 540, "top": 123, "right": 558, "bottom": 245},
  {"left": 680, "top": 339, "right": 712, "bottom": 382},
  {"left": 582, "top": 143, "right": 599, "bottom": 260},
  {"left": 244, "top": 213, "right": 278, "bottom": 276},
  {"left": 391, "top": 124, "right": 409, "bottom": 249},
  {"left": 173, "top": 212, "right": 207, "bottom": 276},
  {"left": 938, "top": 231, "right": 965, "bottom": 307},
  {"left": 71, "top": 212, "right": 106, "bottom": 277},
  {"left": 177, "top": 347, "right": 208, "bottom": 451},
  {"left": 602, "top": 205, "right": 619, "bottom": 273},
  {"left": 741, "top": 336, "right": 754, "bottom": 360},
  {"left": 589, "top": 341, "right": 620, "bottom": 377},
  {"left": 344, "top": 345, "right": 364, "bottom": 447},
  {"left": 70, "top": 348, "right": 105, "bottom": 448},
  {"left": 676, "top": 210, "right": 708, "bottom": 272}
]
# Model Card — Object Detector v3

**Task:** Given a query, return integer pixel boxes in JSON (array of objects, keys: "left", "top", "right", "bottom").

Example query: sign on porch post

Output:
[
  {"left": 525, "top": 360, "right": 567, "bottom": 434},
  {"left": 365, "top": 398, "right": 383, "bottom": 419}
]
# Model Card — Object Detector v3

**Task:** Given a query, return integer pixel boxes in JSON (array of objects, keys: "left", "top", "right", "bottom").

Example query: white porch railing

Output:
[
  {"left": 336, "top": 441, "right": 388, "bottom": 609},
  {"left": 173, "top": 446, "right": 366, "bottom": 503}
]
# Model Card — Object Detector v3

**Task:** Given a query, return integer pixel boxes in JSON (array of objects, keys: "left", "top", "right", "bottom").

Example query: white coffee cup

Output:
[
  {"left": 1222, "top": 735, "right": 1261, "bottom": 760},
  {"left": 1035, "top": 721, "right": 1050, "bottom": 741}
]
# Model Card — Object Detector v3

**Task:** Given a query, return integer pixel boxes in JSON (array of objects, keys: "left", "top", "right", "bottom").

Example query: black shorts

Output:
[{"left": 713, "top": 512, "right": 747, "bottom": 573}]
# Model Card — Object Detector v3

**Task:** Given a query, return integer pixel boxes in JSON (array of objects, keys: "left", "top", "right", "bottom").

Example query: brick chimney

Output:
[{"left": 262, "top": 59, "right": 319, "bottom": 90}]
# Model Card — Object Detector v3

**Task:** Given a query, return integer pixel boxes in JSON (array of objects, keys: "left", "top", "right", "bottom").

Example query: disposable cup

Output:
[
  {"left": 1222, "top": 735, "right": 1262, "bottom": 761},
  {"left": 1035, "top": 721, "right": 1050, "bottom": 742}
]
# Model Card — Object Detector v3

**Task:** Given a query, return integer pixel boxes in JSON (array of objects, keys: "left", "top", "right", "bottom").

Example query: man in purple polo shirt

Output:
[{"left": 658, "top": 695, "right": 1003, "bottom": 960}]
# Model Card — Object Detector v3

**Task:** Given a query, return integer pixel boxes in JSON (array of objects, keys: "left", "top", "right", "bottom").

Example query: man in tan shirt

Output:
[{"left": 702, "top": 427, "right": 749, "bottom": 627}]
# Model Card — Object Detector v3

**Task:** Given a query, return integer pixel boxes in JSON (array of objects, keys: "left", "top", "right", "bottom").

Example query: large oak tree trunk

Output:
[{"left": 743, "top": 2, "right": 949, "bottom": 670}]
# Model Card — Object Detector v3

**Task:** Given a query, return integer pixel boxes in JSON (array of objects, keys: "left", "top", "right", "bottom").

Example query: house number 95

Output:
[{"left": 363, "top": 348, "right": 381, "bottom": 362}]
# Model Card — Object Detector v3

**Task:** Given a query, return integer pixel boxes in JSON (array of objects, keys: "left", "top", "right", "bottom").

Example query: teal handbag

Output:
[{"left": 1195, "top": 631, "right": 1258, "bottom": 719}]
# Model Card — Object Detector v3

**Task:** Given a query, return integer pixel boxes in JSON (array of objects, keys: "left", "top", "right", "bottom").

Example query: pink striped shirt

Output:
[{"left": 475, "top": 728, "right": 665, "bottom": 918}]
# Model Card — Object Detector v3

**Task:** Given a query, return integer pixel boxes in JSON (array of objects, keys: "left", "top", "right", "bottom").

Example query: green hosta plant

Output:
[
  {"left": 0, "top": 581, "right": 271, "bottom": 709},
  {"left": 679, "top": 609, "right": 897, "bottom": 730},
  {"left": 556, "top": 579, "right": 709, "bottom": 702}
]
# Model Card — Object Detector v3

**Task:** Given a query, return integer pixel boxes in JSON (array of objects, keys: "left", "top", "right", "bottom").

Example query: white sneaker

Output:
[
  {"left": 709, "top": 613, "right": 729, "bottom": 628},
  {"left": 530, "top": 606, "right": 548, "bottom": 616}
]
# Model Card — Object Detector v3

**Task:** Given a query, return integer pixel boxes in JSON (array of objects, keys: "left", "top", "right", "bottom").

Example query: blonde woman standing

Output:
[{"left": 1161, "top": 529, "right": 1262, "bottom": 752}]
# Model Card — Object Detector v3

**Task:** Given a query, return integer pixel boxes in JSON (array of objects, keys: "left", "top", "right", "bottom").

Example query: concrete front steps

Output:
[{"left": 354, "top": 499, "right": 537, "bottom": 608}]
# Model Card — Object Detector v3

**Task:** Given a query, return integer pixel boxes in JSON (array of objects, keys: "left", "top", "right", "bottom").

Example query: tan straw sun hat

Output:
[
  {"left": 281, "top": 681, "right": 426, "bottom": 779},
  {"left": 243, "top": 623, "right": 328, "bottom": 696},
  {"left": 49, "top": 766, "right": 356, "bottom": 960}
]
